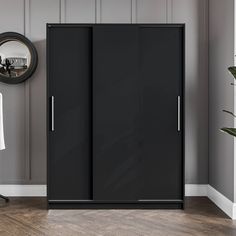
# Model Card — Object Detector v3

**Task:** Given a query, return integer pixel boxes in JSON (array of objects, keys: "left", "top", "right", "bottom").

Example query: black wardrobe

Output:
[{"left": 47, "top": 24, "right": 185, "bottom": 209}]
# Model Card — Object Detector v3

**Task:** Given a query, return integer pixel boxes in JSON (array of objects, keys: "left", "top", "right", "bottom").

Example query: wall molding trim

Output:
[
  {"left": 0, "top": 184, "right": 235, "bottom": 219},
  {"left": 24, "top": 0, "right": 31, "bottom": 182},
  {"left": 60, "top": 0, "right": 66, "bottom": 23},
  {"left": 131, "top": 0, "right": 137, "bottom": 23},
  {"left": 95, "top": 0, "right": 101, "bottom": 23}
]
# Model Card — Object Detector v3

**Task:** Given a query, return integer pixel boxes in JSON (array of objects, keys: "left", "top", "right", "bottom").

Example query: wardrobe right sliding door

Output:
[
  {"left": 93, "top": 25, "right": 184, "bottom": 204},
  {"left": 139, "top": 26, "right": 184, "bottom": 202}
]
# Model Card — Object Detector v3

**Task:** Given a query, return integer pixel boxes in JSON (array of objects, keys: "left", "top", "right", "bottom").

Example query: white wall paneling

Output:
[
  {"left": 0, "top": 0, "right": 25, "bottom": 33},
  {"left": 0, "top": 0, "right": 209, "bottom": 185},
  {"left": 62, "top": 0, "right": 96, "bottom": 23},
  {"left": 0, "top": 0, "right": 26, "bottom": 183},
  {"left": 136, "top": 0, "right": 167, "bottom": 23},
  {"left": 100, "top": 0, "right": 132, "bottom": 23},
  {"left": 26, "top": 0, "right": 60, "bottom": 183}
]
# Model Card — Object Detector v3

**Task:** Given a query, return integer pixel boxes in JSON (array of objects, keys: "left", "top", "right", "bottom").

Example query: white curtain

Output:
[{"left": 0, "top": 92, "right": 5, "bottom": 150}]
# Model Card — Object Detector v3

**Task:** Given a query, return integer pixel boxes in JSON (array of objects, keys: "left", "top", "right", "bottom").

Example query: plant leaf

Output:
[
  {"left": 228, "top": 67, "right": 236, "bottom": 80},
  {"left": 220, "top": 128, "right": 236, "bottom": 137},
  {"left": 222, "top": 110, "right": 236, "bottom": 117}
]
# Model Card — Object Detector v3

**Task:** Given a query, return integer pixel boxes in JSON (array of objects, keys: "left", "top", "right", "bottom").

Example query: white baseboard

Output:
[
  {"left": 207, "top": 185, "right": 236, "bottom": 219},
  {"left": 233, "top": 204, "right": 236, "bottom": 219},
  {"left": 0, "top": 184, "right": 204, "bottom": 197},
  {"left": 0, "top": 184, "right": 235, "bottom": 219},
  {"left": 185, "top": 184, "right": 208, "bottom": 196},
  {"left": 0, "top": 185, "right": 46, "bottom": 197},
  {"left": 186, "top": 184, "right": 236, "bottom": 219}
]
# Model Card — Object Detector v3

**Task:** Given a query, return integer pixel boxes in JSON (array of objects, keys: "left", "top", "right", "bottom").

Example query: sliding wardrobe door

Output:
[
  {"left": 93, "top": 26, "right": 141, "bottom": 200},
  {"left": 47, "top": 26, "right": 92, "bottom": 201},
  {"left": 139, "top": 26, "right": 184, "bottom": 201}
]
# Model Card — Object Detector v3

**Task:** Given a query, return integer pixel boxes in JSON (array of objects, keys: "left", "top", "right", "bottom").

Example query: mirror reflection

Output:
[{"left": 0, "top": 40, "right": 31, "bottom": 78}]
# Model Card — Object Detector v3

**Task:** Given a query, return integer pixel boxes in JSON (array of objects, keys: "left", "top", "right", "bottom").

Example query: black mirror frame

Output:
[{"left": 0, "top": 32, "right": 38, "bottom": 84}]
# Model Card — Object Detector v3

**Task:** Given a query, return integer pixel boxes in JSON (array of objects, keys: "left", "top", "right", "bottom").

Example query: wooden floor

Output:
[{"left": 0, "top": 197, "right": 235, "bottom": 236}]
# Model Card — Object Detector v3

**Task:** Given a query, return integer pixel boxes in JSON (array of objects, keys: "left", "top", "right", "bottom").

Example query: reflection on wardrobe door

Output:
[
  {"left": 93, "top": 25, "right": 141, "bottom": 201},
  {"left": 139, "top": 26, "right": 184, "bottom": 201},
  {"left": 48, "top": 26, "right": 92, "bottom": 201}
]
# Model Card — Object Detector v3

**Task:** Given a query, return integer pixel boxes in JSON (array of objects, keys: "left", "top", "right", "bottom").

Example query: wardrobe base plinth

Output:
[{"left": 48, "top": 201, "right": 184, "bottom": 210}]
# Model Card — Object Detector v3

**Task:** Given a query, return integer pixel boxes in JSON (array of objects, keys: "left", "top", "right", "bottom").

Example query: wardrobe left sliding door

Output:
[{"left": 47, "top": 25, "right": 92, "bottom": 203}]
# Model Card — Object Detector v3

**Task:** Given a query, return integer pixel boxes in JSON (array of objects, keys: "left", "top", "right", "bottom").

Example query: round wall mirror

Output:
[{"left": 0, "top": 32, "right": 38, "bottom": 84}]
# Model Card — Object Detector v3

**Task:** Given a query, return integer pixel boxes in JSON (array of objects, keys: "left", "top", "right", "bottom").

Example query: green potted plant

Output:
[{"left": 221, "top": 67, "right": 236, "bottom": 136}]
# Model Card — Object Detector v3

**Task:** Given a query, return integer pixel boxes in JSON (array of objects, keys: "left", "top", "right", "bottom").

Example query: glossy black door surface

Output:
[
  {"left": 93, "top": 26, "right": 141, "bottom": 200},
  {"left": 139, "top": 27, "right": 184, "bottom": 200},
  {"left": 48, "top": 26, "right": 92, "bottom": 200},
  {"left": 92, "top": 25, "right": 184, "bottom": 201}
]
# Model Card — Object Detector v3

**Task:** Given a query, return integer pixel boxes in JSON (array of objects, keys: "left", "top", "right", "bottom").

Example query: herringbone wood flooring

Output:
[{"left": 0, "top": 197, "right": 235, "bottom": 236}]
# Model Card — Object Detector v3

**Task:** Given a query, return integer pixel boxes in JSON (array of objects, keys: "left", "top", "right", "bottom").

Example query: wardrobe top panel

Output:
[{"left": 47, "top": 23, "right": 185, "bottom": 28}]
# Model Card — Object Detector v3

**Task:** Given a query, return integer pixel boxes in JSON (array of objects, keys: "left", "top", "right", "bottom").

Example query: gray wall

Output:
[
  {"left": 0, "top": 0, "right": 209, "bottom": 185},
  {"left": 209, "top": 0, "right": 235, "bottom": 201}
]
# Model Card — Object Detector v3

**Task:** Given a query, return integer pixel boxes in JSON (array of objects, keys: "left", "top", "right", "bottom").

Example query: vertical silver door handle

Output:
[
  {"left": 178, "top": 96, "right": 181, "bottom": 132},
  {"left": 51, "top": 96, "right": 54, "bottom": 131}
]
